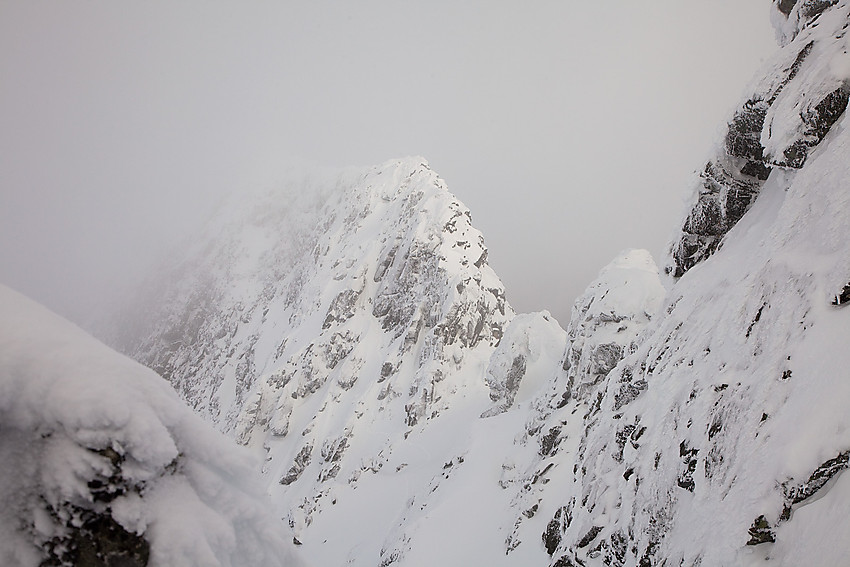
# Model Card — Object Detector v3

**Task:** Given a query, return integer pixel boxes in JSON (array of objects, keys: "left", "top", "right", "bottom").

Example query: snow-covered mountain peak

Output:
[{"left": 116, "top": 156, "right": 512, "bottom": 432}]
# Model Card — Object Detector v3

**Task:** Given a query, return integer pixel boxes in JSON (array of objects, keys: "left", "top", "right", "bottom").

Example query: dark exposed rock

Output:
[
  {"left": 540, "top": 425, "right": 563, "bottom": 457},
  {"left": 614, "top": 424, "right": 636, "bottom": 463},
  {"left": 613, "top": 375, "right": 647, "bottom": 412},
  {"left": 726, "top": 99, "right": 769, "bottom": 161},
  {"left": 44, "top": 509, "right": 151, "bottom": 567},
  {"left": 677, "top": 441, "right": 699, "bottom": 492},
  {"left": 800, "top": 0, "right": 840, "bottom": 20},
  {"left": 746, "top": 515, "right": 776, "bottom": 545},
  {"left": 280, "top": 444, "right": 313, "bottom": 485},
  {"left": 740, "top": 160, "right": 772, "bottom": 180},
  {"left": 671, "top": 160, "right": 763, "bottom": 277},
  {"left": 832, "top": 283, "right": 850, "bottom": 306},
  {"left": 523, "top": 504, "right": 539, "bottom": 519},
  {"left": 778, "top": 0, "right": 798, "bottom": 16},
  {"left": 576, "top": 526, "right": 603, "bottom": 549},
  {"left": 41, "top": 448, "right": 154, "bottom": 567},
  {"left": 543, "top": 505, "right": 572, "bottom": 556},
  {"left": 784, "top": 450, "right": 849, "bottom": 506},
  {"left": 607, "top": 531, "right": 628, "bottom": 567}
]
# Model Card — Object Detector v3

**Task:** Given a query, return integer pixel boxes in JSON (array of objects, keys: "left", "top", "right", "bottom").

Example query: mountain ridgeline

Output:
[{"left": 106, "top": 1, "right": 850, "bottom": 565}]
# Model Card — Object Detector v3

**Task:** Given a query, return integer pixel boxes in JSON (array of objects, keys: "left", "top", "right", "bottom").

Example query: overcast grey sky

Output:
[{"left": 0, "top": 1, "right": 776, "bottom": 327}]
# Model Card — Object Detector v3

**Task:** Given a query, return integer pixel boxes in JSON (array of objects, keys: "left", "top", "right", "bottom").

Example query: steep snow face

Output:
[
  {"left": 544, "top": 66, "right": 850, "bottom": 567},
  {"left": 670, "top": 0, "right": 850, "bottom": 276},
  {"left": 0, "top": 285, "right": 295, "bottom": 567}
]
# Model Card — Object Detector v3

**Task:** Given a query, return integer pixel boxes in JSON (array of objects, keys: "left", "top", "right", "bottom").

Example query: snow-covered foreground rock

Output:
[
  {"left": 0, "top": 285, "right": 299, "bottom": 567},
  {"left": 99, "top": 1, "right": 850, "bottom": 565}
]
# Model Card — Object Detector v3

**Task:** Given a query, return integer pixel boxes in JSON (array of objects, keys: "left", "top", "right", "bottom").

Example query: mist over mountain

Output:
[{"left": 4, "top": 1, "right": 850, "bottom": 566}]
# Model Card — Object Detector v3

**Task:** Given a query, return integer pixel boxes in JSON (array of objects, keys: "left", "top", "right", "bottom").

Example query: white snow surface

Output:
[{"left": 0, "top": 284, "right": 298, "bottom": 566}]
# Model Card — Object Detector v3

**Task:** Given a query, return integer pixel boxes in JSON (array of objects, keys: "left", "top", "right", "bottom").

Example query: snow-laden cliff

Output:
[
  {"left": 541, "top": 2, "right": 850, "bottom": 565},
  {"left": 670, "top": 0, "right": 850, "bottom": 277}
]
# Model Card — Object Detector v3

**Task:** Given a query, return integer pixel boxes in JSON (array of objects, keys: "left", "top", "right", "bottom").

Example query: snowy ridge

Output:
[{"left": 0, "top": 285, "right": 296, "bottom": 567}]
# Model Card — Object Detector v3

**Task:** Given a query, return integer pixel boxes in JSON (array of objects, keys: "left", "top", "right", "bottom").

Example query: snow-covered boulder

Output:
[{"left": 0, "top": 285, "right": 297, "bottom": 567}]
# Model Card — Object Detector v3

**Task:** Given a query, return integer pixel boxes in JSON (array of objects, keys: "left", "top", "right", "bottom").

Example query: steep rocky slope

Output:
[
  {"left": 0, "top": 284, "right": 297, "bottom": 567},
  {"left": 103, "top": 2, "right": 850, "bottom": 565},
  {"left": 541, "top": 2, "right": 850, "bottom": 565}
]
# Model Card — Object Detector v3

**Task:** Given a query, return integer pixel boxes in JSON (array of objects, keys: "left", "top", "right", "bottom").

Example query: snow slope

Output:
[{"left": 0, "top": 284, "right": 299, "bottom": 567}]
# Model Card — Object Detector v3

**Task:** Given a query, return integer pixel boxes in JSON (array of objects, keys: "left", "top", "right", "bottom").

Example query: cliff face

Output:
[
  {"left": 542, "top": 2, "right": 850, "bottom": 565},
  {"left": 670, "top": 0, "right": 850, "bottom": 277}
]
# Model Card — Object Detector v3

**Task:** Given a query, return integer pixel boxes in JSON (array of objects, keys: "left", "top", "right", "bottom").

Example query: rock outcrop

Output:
[{"left": 670, "top": 0, "right": 850, "bottom": 277}]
